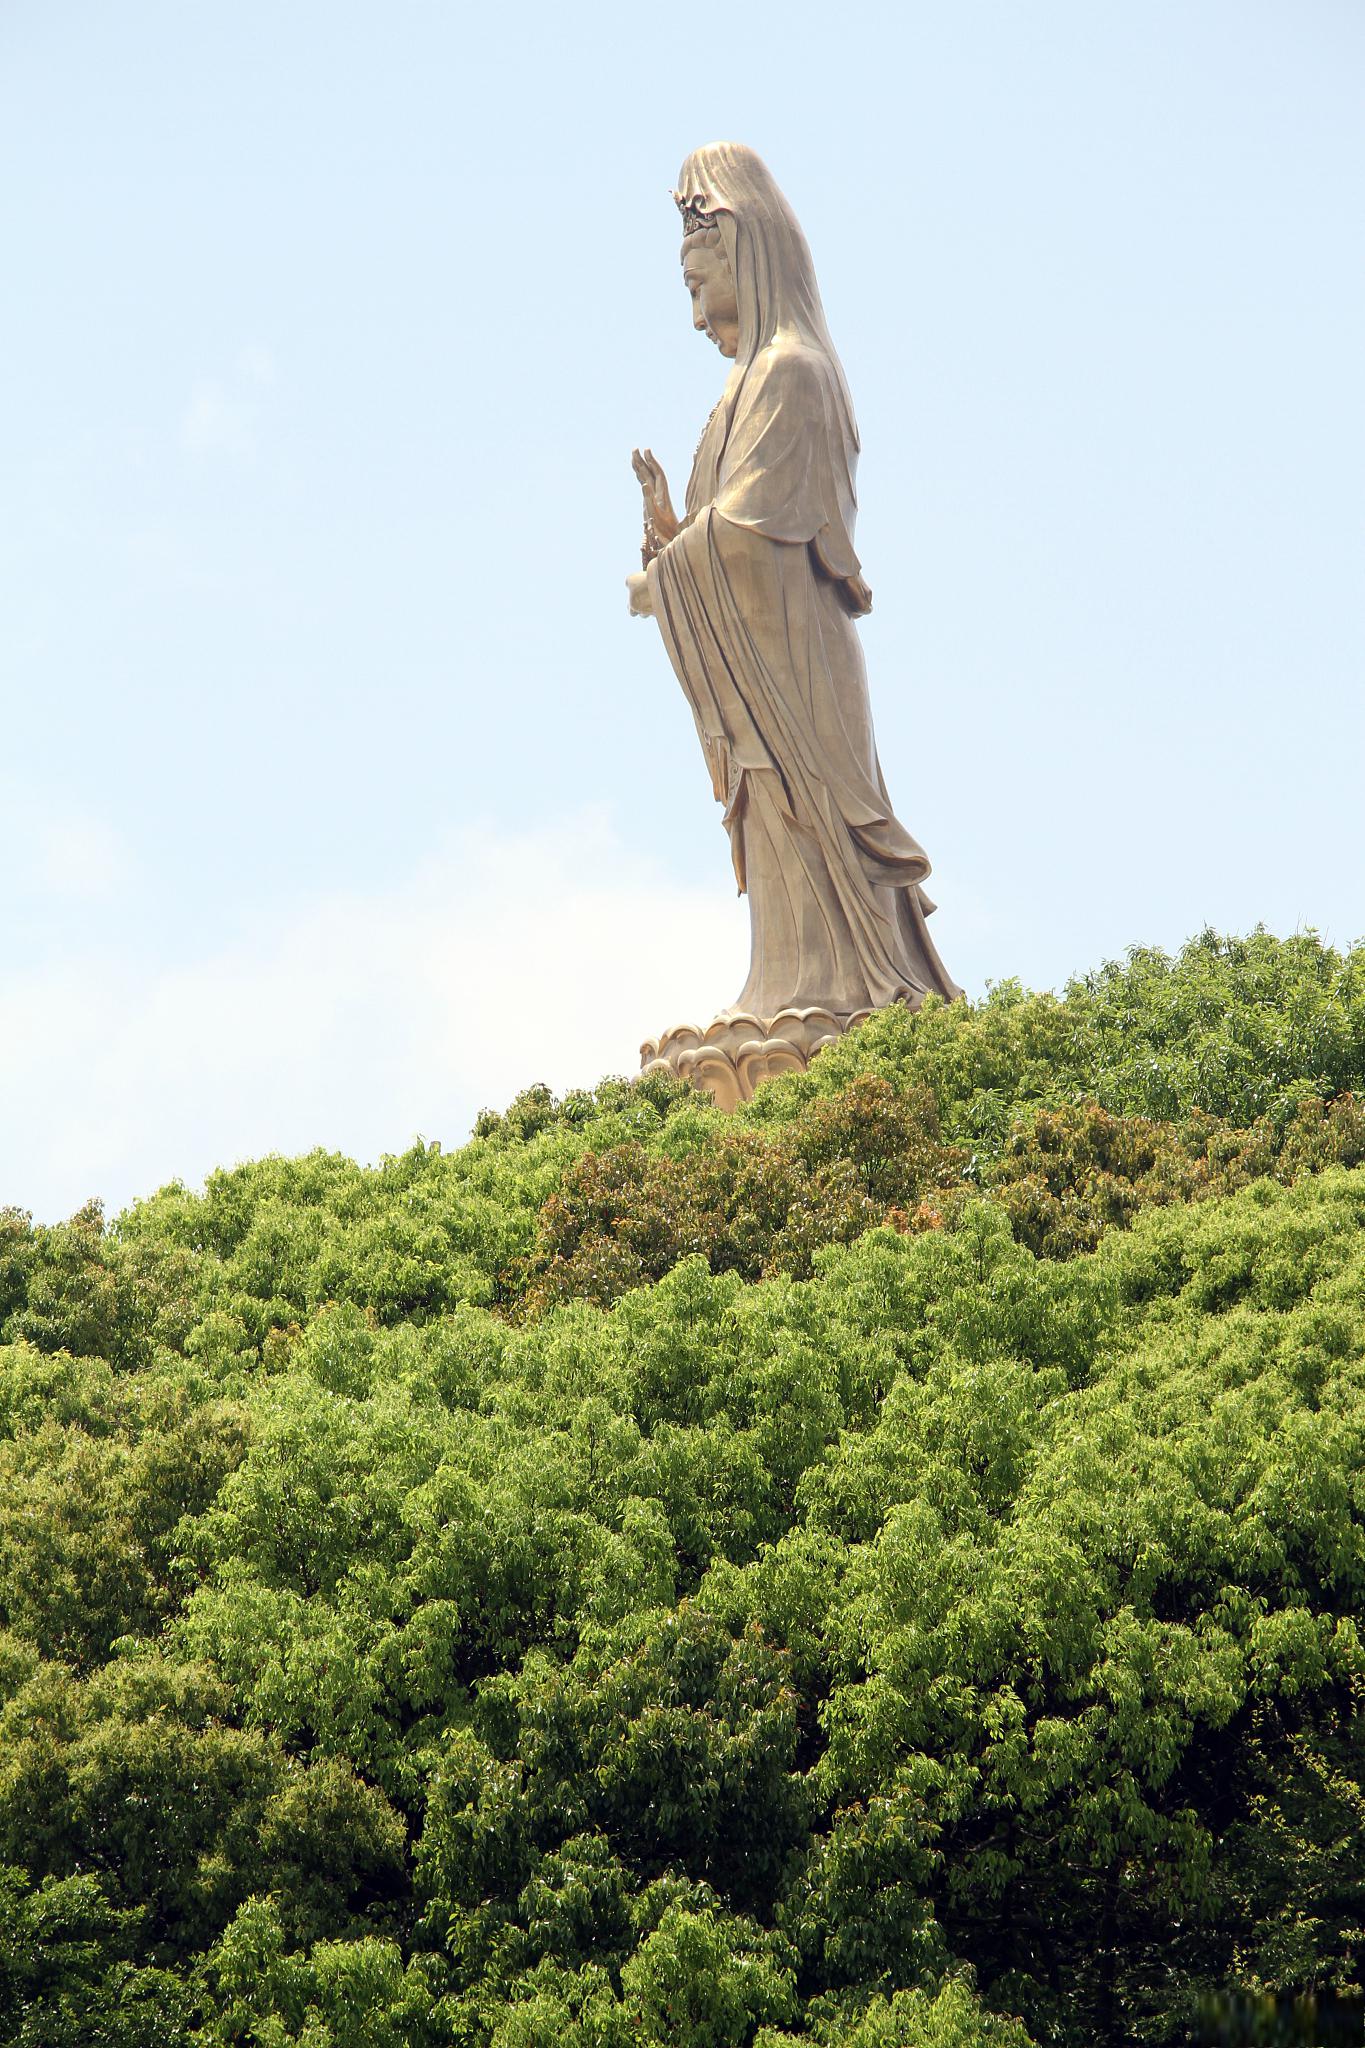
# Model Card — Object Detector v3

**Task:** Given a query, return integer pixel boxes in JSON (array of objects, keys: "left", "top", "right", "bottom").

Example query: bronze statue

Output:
[{"left": 631, "top": 143, "right": 959, "bottom": 1106}]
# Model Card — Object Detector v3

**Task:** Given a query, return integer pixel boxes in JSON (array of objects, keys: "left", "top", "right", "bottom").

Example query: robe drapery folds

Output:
[{"left": 648, "top": 143, "right": 960, "bottom": 1020}]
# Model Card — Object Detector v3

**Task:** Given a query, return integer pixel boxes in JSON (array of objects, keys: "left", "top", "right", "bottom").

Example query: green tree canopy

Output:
[{"left": 4, "top": 929, "right": 1365, "bottom": 2045}]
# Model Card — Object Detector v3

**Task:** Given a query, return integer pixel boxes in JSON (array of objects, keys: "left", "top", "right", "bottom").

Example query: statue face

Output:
[{"left": 681, "top": 237, "right": 740, "bottom": 358}]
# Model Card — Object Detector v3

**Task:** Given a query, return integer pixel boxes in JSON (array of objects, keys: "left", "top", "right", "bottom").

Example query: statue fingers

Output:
[{"left": 632, "top": 448, "right": 662, "bottom": 491}]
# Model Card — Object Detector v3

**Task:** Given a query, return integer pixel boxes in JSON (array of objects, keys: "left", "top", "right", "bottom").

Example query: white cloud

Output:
[{"left": 0, "top": 814, "right": 749, "bottom": 1222}]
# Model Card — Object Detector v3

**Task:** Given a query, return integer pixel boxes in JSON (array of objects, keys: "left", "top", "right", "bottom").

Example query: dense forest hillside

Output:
[{"left": 4, "top": 928, "right": 1365, "bottom": 2046}]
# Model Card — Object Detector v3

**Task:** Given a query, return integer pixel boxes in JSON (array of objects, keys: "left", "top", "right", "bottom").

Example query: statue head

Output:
[{"left": 673, "top": 142, "right": 843, "bottom": 384}]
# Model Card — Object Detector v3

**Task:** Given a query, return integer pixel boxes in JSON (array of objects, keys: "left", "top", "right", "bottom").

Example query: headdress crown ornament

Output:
[{"left": 675, "top": 193, "right": 717, "bottom": 238}]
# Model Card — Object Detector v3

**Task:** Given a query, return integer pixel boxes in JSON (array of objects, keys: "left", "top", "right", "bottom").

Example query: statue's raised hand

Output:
[{"left": 631, "top": 447, "right": 680, "bottom": 546}]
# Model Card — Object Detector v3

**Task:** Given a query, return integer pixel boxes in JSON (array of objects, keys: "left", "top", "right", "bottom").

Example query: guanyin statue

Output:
[{"left": 629, "top": 142, "right": 959, "bottom": 1106}]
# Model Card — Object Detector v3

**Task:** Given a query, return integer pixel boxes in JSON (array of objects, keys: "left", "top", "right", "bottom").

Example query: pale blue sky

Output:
[{"left": 3, "top": 1, "right": 1363, "bottom": 1220}]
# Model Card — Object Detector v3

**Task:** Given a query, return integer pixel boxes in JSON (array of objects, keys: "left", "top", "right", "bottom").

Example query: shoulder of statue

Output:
[
  {"left": 751, "top": 338, "right": 827, "bottom": 387},
  {"left": 738, "top": 343, "right": 838, "bottom": 426}
]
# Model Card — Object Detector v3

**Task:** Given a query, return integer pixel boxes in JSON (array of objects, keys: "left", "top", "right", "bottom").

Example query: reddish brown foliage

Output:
[{"left": 521, "top": 1077, "right": 965, "bottom": 1314}]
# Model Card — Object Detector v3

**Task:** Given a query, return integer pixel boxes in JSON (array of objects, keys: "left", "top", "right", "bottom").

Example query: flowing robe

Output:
[{"left": 649, "top": 337, "right": 961, "bottom": 1020}]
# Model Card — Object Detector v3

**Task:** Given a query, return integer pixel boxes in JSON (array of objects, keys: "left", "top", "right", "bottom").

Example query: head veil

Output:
[{"left": 675, "top": 143, "right": 863, "bottom": 572}]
